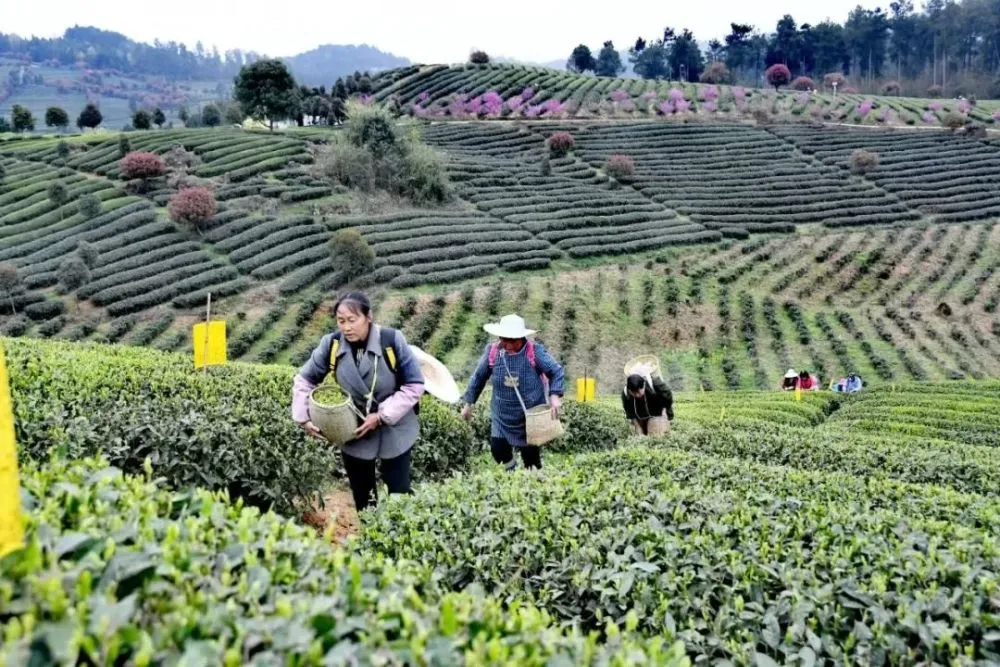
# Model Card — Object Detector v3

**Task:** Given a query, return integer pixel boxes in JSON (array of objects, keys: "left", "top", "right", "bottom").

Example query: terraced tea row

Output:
[{"left": 373, "top": 63, "right": 1000, "bottom": 128}]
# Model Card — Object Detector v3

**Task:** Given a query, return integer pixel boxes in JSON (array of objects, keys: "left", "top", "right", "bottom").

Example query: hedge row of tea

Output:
[
  {"left": 1, "top": 455, "right": 689, "bottom": 666},
  {"left": 371, "top": 63, "right": 1000, "bottom": 127},
  {"left": 362, "top": 380, "right": 1000, "bottom": 664}
]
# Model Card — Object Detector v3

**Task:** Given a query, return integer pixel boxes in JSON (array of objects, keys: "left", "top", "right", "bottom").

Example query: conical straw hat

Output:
[
  {"left": 624, "top": 354, "right": 661, "bottom": 378},
  {"left": 410, "top": 345, "right": 461, "bottom": 404}
]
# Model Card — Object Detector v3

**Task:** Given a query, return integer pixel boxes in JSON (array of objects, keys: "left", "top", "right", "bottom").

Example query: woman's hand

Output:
[
  {"left": 550, "top": 395, "right": 562, "bottom": 420},
  {"left": 460, "top": 404, "right": 474, "bottom": 421},
  {"left": 354, "top": 413, "right": 381, "bottom": 437},
  {"left": 300, "top": 421, "right": 326, "bottom": 441}
]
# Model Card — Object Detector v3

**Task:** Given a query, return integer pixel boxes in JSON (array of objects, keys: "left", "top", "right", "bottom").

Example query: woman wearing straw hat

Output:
[
  {"left": 291, "top": 292, "right": 425, "bottom": 512},
  {"left": 460, "top": 314, "right": 565, "bottom": 471},
  {"left": 622, "top": 373, "right": 674, "bottom": 435},
  {"left": 781, "top": 369, "right": 798, "bottom": 391}
]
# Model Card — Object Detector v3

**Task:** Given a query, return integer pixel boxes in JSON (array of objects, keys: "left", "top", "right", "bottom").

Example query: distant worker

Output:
[
  {"left": 292, "top": 291, "right": 425, "bottom": 512},
  {"left": 798, "top": 370, "right": 820, "bottom": 391},
  {"left": 781, "top": 369, "right": 798, "bottom": 391},
  {"left": 845, "top": 371, "right": 863, "bottom": 393},
  {"left": 461, "top": 314, "right": 565, "bottom": 471},
  {"left": 622, "top": 373, "right": 674, "bottom": 435}
]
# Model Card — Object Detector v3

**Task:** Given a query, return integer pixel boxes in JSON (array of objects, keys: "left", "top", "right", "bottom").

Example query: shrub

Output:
[
  {"left": 850, "top": 148, "right": 880, "bottom": 174},
  {"left": 791, "top": 76, "right": 816, "bottom": 91},
  {"left": 699, "top": 62, "right": 733, "bottom": 84},
  {"left": 119, "top": 151, "right": 166, "bottom": 180},
  {"left": 927, "top": 84, "right": 944, "bottom": 98},
  {"left": 604, "top": 153, "right": 636, "bottom": 181},
  {"left": 823, "top": 72, "right": 847, "bottom": 90},
  {"left": 751, "top": 108, "right": 772, "bottom": 126},
  {"left": 330, "top": 228, "right": 375, "bottom": 283},
  {"left": 765, "top": 63, "right": 791, "bottom": 90},
  {"left": 76, "top": 193, "right": 102, "bottom": 218},
  {"left": 58, "top": 256, "right": 90, "bottom": 292},
  {"left": 539, "top": 154, "right": 551, "bottom": 176},
  {"left": 547, "top": 131, "right": 574, "bottom": 157},
  {"left": 965, "top": 122, "right": 988, "bottom": 139},
  {"left": 882, "top": 80, "right": 901, "bottom": 95},
  {"left": 117, "top": 132, "right": 131, "bottom": 157},
  {"left": 167, "top": 187, "right": 218, "bottom": 231},
  {"left": 0, "top": 263, "right": 22, "bottom": 313},
  {"left": 942, "top": 111, "right": 965, "bottom": 130},
  {"left": 469, "top": 50, "right": 490, "bottom": 64},
  {"left": 23, "top": 299, "right": 65, "bottom": 321}
]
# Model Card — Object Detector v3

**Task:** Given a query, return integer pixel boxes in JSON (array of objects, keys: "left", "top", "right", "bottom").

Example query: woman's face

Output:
[
  {"left": 499, "top": 337, "right": 525, "bottom": 353},
  {"left": 336, "top": 304, "right": 372, "bottom": 342}
]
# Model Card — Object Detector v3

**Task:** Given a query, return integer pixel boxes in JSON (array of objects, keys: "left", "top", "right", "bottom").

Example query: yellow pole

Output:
[{"left": 0, "top": 342, "right": 24, "bottom": 557}]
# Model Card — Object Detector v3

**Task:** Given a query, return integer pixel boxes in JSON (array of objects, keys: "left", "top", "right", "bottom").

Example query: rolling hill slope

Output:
[{"left": 1, "top": 118, "right": 999, "bottom": 392}]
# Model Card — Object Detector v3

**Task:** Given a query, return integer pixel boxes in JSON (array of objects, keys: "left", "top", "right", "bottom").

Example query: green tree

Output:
[
  {"left": 595, "top": 41, "right": 625, "bottom": 77},
  {"left": 77, "top": 193, "right": 102, "bottom": 219},
  {"left": 11, "top": 104, "right": 34, "bottom": 132},
  {"left": 77, "top": 104, "right": 103, "bottom": 130},
  {"left": 132, "top": 109, "right": 152, "bottom": 130},
  {"left": 669, "top": 29, "right": 705, "bottom": 81},
  {"left": 118, "top": 133, "right": 131, "bottom": 158},
  {"left": 330, "top": 228, "right": 375, "bottom": 283},
  {"left": 567, "top": 44, "right": 597, "bottom": 73},
  {"left": 0, "top": 263, "right": 22, "bottom": 314},
  {"left": 811, "top": 21, "right": 850, "bottom": 76},
  {"left": 56, "top": 141, "right": 71, "bottom": 159},
  {"left": 76, "top": 240, "right": 100, "bottom": 268},
  {"left": 333, "top": 78, "right": 348, "bottom": 100},
  {"left": 152, "top": 108, "right": 166, "bottom": 128},
  {"left": 233, "top": 59, "right": 299, "bottom": 131},
  {"left": 631, "top": 39, "right": 669, "bottom": 79},
  {"left": 178, "top": 106, "right": 190, "bottom": 124},
  {"left": 224, "top": 102, "right": 244, "bottom": 125},
  {"left": 724, "top": 23, "right": 756, "bottom": 73},
  {"left": 45, "top": 106, "right": 70, "bottom": 131},
  {"left": 0, "top": 118, "right": 10, "bottom": 133},
  {"left": 58, "top": 256, "right": 90, "bottom": 292},
  {"left": 47, "top": 181, "right": 69, "bottom": 219},
  {"left": 202, "top": 104, "right": 222, "bottom": 127}
]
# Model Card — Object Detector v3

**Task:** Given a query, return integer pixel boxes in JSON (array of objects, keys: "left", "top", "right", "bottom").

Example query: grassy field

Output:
[{"left": 373, "top": 63, "right": 1000, "bottom": 128}]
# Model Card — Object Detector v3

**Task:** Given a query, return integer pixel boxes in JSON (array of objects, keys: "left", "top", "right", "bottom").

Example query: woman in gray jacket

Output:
[{"left": 292, "top": 292, "right": 424, "bottom": 511}]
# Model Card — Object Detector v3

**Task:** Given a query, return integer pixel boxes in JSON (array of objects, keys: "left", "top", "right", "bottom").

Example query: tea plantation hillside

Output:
[
  {"left": 6, "top": 334, "right": 1000, "bottom": 663},
  {"left": 373, "top": 62, "right": 1000, "bottom": 128},
  {"left": 3, "top": 121, "right": 1000, "bottom": 390}
]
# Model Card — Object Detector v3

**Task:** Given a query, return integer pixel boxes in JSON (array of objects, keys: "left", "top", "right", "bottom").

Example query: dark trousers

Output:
[
  {"left": 490, "top": 437, "right": 541, "bottom": 469},
  {"left": 341, "top": 449, "right": 412, "bottom": 512}
]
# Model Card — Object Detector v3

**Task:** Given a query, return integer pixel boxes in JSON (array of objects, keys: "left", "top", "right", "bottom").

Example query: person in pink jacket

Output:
[{"left": 291, "top": 292, "right": 424, "bottom": 511}]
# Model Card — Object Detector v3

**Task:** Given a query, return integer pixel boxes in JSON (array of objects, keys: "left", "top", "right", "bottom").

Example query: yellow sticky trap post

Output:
[
  {"left": 193, "top": 321, "right": 227, "bottom": 369},
  {"left": 0, "top": 342, "right": 24, "bottom": 558},
  {"left": 795, "top": 386, "right": 802, "bottom": 402},
  {"left": 585, "top": 377, "right": 596, "bottom": 402}
]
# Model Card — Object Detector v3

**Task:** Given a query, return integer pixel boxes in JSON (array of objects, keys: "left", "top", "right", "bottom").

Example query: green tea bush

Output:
[
  {"left": 363, "top": 445, "right": 1000, "bottom": 663},
  {"left": 5, "top": 338, "right": 481, "bottom": 513},
  {"left": 1, "top": 455, "right": 687, "bottom": 666}
]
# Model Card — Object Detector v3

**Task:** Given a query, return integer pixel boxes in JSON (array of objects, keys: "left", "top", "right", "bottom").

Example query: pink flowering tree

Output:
[
  {"left": 795, "top": 92, "right": 809, "bottom": 105},
  {"left": 674, "top": 99, "right": 691, "bottom": 113},
  {"left": 168, "top": 187, "right": 217, "bottom": 234},
  {"left": 542, "top": 99, "right": 564, "bottom": 117},
  {"left": 702, "top": 100, "right": 718, "bottom": 113},
  {"left": 810, "top": 105, "right": 824, "bottom": 120},
  {"left": 448, "top": 94, "right": 468, "bottom": 118},
  {"left": 922, "top": 111, "right": 936, "bottom": 124},
  {"left": 610, "top": 89, "right": 630, "bottom": 103},
  {"left": 418, "top": 91, "right": 430, "bottom": 104},
  {"left": 857, "top": 100, "right": 874, "bottom": 117},
  {"left": 957, "top": 99, "right": 971, "bottom": 114},
  {"left": 765, "top": 64, "right": 792, "bottom": 90},
  {"left": 482, "top": 91, "right": 503, "bottom": 117},
  {"left": 667, "top": 88, "right": 686, "bottom": 103},
  {"left": 524, "top": 105, "right": 542, "bottom": 118},
  {"left": 993, "top": 109, "right": 1000, "bottom": 123},
  {"left": 658, "top": 100, "right": 675, "bottom": 115},
  {"left": 928, "top": 101, "right": 943, "bottom": 112},
  {"left": 699, "top": 85, "right": 719, "bottom": 101}
]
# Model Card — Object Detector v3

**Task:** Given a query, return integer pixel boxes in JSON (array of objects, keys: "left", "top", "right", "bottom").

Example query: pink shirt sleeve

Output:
[
  {"left": 291, "top": 374, "right": 316, "bottom": 423},
  {"left": 378, "top": 382, "right": 424, "bottom": 426}
]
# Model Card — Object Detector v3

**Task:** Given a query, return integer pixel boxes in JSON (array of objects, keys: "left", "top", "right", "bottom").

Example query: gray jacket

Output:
[{"left": 299, "top": 325, "right": 422, "bottom": 461}]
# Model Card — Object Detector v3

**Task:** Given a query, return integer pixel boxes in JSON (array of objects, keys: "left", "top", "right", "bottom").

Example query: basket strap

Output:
[{"left": 499, "top": 352, "right": 529, "bottom": 415}]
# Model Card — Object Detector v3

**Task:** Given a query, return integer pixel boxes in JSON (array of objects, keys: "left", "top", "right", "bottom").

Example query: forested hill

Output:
[
  {"left": 0, "top": 26, "right": 408, "bottom": 82},
  {"left": 286, "top": 45, "right": 410, "bottom": 86}
]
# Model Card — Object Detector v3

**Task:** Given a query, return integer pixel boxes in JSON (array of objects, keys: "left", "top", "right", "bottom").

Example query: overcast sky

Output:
[{"left": 7, "top": 0, "right": 886, "bottom": 64}]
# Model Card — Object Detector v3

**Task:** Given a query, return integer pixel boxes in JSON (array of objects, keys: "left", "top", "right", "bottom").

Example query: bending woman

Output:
[
  {"left": 291, "top": 292, "right": 424, "bottom": 511},
  {"left": 461, "top": 314, "right": 565, "bottom": 471}
]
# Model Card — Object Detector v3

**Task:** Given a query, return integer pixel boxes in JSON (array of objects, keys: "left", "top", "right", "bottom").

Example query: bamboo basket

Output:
[
  {"left": 309, "top": 390, "right": 357, "bottom": 447},
  {"left": 525, "top": 405, "right": 564, "bottom": 446},
  {"left": 646, "top": 416, "right": 671, "bottom": 436}
]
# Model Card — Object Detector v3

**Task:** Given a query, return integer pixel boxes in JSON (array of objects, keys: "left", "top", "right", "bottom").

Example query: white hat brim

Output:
[
  {"left": 483, "top": 322, "right": 537, "bottom": 339},
  {"left": 410, "top": 346, "right": 462, "bottom": 404}
]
